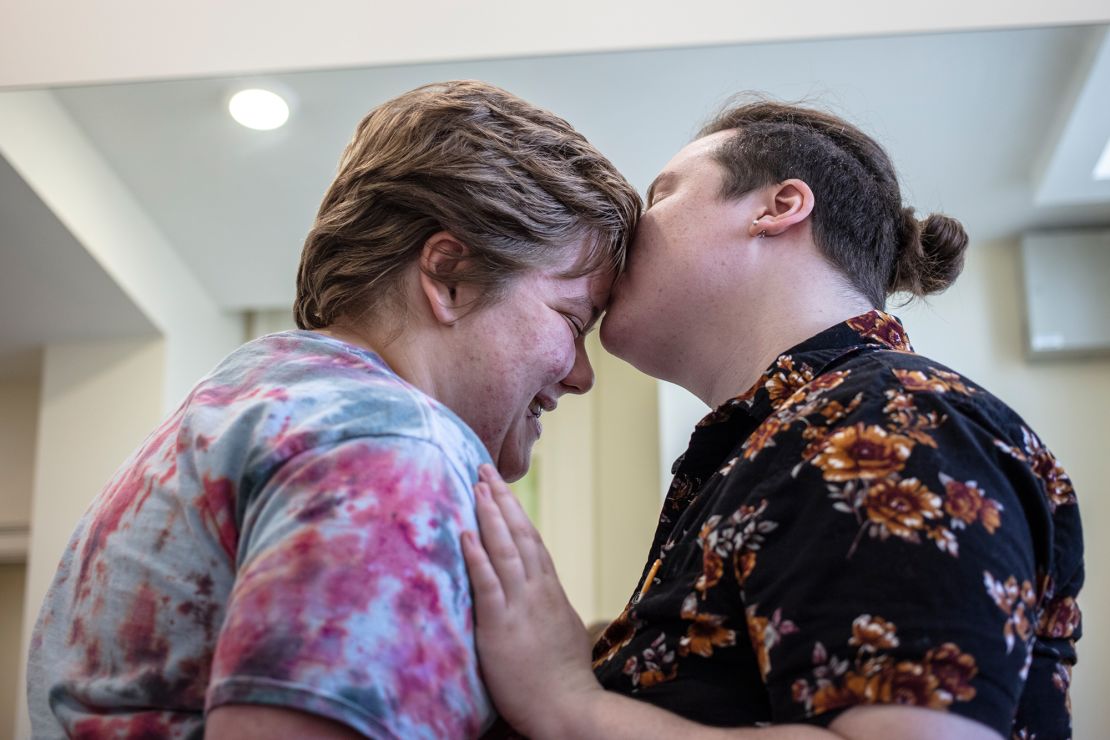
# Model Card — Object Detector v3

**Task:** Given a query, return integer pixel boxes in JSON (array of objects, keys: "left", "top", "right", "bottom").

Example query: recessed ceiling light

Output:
[
  {"left": 228, "top": 89, "right": 289, "bottom": 131},
  {"left": 1094, "top": 135, "right": 1110, "bottom": 181}
]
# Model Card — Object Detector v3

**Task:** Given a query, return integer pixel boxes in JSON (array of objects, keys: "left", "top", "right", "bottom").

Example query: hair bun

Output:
[{"left": 888, "top": 208, "right": 969, "bottom": 297}]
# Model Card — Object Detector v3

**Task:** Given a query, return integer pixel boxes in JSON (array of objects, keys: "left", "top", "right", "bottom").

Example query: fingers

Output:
[
  {"left": 478, "top": 465, "right": 552, "bottom": 580},
  {"left": 473, "top": 476, "right": 528, "bottom": 598},
  {"left": 460, "top": 530, "right": 506, "bottom": 620}
]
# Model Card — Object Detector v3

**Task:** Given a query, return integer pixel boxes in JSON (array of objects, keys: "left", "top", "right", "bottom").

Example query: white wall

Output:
[{"left": 15, "top": 338, "right": 166, "bottom": 740}]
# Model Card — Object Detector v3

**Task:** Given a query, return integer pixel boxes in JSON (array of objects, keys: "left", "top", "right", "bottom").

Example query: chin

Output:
[
  {"left": 495, "top": 445, "right": 532, "bottom": 484},
  {"left": 498, "top": 461, "right": 528, "bottom": 484},
  {"left": 599, "top": 313, "right": 629, "bottom": 359}
]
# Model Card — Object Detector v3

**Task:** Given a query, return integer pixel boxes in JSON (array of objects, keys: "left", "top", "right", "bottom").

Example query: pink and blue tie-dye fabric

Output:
[{"left": 27, "top": 331, "right": 496, "bottom": 739}]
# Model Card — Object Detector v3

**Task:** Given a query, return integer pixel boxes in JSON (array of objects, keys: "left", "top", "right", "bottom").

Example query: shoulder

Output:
[{"left": 182, "top": 331, "right": 491, "bottom": 490}]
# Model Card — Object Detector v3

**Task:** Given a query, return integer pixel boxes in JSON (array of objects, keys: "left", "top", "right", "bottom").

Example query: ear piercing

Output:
[{"left": 753, "top": 219, "right": 766, "bottom": 238}]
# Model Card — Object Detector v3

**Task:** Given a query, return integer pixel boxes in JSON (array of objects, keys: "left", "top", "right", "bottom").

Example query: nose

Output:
[{"left": 560, "top": 338, "right": 595, "bottom": 395}]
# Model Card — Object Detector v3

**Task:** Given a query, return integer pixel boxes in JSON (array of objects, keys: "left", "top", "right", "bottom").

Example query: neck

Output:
[
  {"left": 691, "top": 268, "right": 873, "bottom": 409},
  {"left": 319, "top": 321, "right": 441, "bottom": 401}
]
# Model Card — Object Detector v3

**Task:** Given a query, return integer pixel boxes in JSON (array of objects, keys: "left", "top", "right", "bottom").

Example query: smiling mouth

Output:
[{"left": 528, "top": 396, "right": 556, "bottom": 419}]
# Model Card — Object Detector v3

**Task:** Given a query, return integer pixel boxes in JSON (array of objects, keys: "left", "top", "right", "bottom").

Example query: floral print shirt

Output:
[
  {"left": 593, "top": 311, "right": 1083, "bottom": 739},
  {"left": 28, "top": 331, "right": 495, "bottom": 739}
]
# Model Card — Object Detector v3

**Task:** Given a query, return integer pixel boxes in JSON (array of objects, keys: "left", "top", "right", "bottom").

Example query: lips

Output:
[{"left": 528, "top": 395, "right": 557, "bottom": 418}]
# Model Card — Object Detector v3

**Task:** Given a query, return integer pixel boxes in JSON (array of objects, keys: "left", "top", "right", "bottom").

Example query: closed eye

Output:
[{"left": 564, "top": 313, "right": 585, "bottom": 338}]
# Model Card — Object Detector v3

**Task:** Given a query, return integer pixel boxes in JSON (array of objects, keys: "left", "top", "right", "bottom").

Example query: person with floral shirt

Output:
[
  {"left": 463, "top": 101, "right": 1082, "bottom": 740},
  {"left": 27, "top": 80, "right": 640, "bottom": 739}
]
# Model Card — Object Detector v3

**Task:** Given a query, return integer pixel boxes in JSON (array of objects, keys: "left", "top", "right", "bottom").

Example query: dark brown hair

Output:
[
  {"left": 295, "top": 80, "right": 641, "bottom": 329},
  {"left": 699, "top": 100, "right": 968, "bottom": 307}
]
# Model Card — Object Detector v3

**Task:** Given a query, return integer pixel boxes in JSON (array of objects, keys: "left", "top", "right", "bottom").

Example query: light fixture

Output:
[
  {"left": 228, "top": 89, "right": 289, "bottom": 131},
  {"left": 1094, "top": 135, "right": 1110, "bottom": 181}
]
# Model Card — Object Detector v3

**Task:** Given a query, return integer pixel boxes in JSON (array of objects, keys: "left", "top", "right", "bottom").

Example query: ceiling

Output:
[{"left": 2, "top": 22, "right": 1108, "bottom": 376}]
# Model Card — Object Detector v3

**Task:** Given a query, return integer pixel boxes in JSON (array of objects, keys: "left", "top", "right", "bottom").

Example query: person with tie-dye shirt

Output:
[{"left": 27, "top": 80, "right": 640, "bottom": 739}]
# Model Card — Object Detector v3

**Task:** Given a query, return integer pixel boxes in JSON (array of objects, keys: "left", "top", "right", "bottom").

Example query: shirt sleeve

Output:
[
  {"left": 739, "top": 383, "right": 1049, "bottom": 737},
  {"left": 205, "top": 435, "right": 494, "bottom": 740}
]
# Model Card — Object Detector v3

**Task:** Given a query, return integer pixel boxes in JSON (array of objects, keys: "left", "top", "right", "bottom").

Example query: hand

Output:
[{"left": 461, "top": 464, "right": 604, "bottom": 739}]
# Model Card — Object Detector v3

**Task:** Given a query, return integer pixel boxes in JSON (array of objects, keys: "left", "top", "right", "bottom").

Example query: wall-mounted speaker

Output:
[{"left": 1020, "top": 228, "right": 1110, "bottom": 359}]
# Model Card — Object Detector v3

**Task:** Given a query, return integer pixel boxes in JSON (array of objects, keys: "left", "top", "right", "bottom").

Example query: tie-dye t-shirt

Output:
[{"left": 27, "top": 330, "right": 496, "bottom": 739}]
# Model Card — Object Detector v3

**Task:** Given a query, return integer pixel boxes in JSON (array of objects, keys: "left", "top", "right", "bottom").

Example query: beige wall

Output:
[
  {"left": 0, "top": 379, "right": 40, "bottom": 529},
  {"left": 0, "top": 564, "right": 27, "bottom": 739},
  {"left": 15, "top": 338, "right": 165, "bottom": 739},
  {"left": 533, "top": 335, "right": 661, "bottom": 625},
  {"left": 0, "top": 379, "right": 38, "bottom": 738},
  {"left": 899, "top": 239, "right": 1109, "bottom": 738}
]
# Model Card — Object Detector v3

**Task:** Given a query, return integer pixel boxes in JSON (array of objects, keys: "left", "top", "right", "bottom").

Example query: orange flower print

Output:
[
  {"left": 943, "top": 479, "right": 982, "bottom": 524},
  {"left": 925, "top": 643, "right": 978, "bottom": 703},
  {"left": 808, "top": 370, "right": 851, "bottom": 393},
  {"left": 978, "top": 500, "right": 1002, "bottom": 533},
  {"left": 862, "top": 477, "right": 942, "bottom": 541},
  {"left": 1024, "top": 427, "right": 1076, "bottom": 510},
  {"left": 882, "top": 390, "right": 916, "bottom": 416},
  {"left": 746, "top": 605, "right": 798, "bottom": 679},
  {"left": 893, "top": 367, "right": 974, "bottom": 395},
  {"left": 621, "top": 633, "right": 677, "bottom": 688},
  {"left": 743, "top": 417, "right": 786, "bottom": 461},
  {"left": 765, "top": 356, "right": 816, "bottom": 404},
  {"left": 939, "top": 473, "right": 1005, "bottom": 534},
  {"left": 811, "top": 424, "right": 915, "bottom": 482},
  {"left": 847, "top": 312, "right": 913, "bottom": 351},
  {"left": 893, "top": 369, "right": 951, "bottom": 393},
  {"left": 696, "top": 501, "right": 776, "bottom": 591},
  {"left": 930, "top": 368, "right": 974, "bottom": 395},
  {"left": 849, "top": 615, "right": 900, "bottom": 651},
  {"left": 799, "top": 425, "right": 831, "bottom": 465},
  {"left": 809, "top": 682, "right": 861, "bottom": 714},
  {"left": 679, "top": 593, "right": 736, "bottom": 658},
  {"left": 881, "top": 389, "right": 944, "bottom": 447},
  {"left": 877, "top": 660, "right": 946, "bottom": 709},
  {"left": 1038, "top": 596, "right": 1082, "bottom": 640},
  {"left": 696, "top": 515, "right": 726, "bottom": 593},
  {"left": 984, "top": 571, "right": 1038, "bottom": 655},
  {"left": 592, "top": 605, "right": 641, "bottom": 669},
  {"left": 735, "top": 549, "right": 758, "bottom": 584},
  {"left": 994, "top": 427, "right": 1076, "bottom": 511},
  {"left": 793, "top": 625, "right": 978, "bottom": 718}
]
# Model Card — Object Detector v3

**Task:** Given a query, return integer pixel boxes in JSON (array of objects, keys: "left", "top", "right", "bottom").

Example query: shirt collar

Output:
[{"left": 694, "top": 309, "right": 913, "bottom": 432}]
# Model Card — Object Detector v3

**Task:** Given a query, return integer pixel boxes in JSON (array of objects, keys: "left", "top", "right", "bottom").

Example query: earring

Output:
[{"left": 753, "top": 219, "right": 766, "bottom": 238}]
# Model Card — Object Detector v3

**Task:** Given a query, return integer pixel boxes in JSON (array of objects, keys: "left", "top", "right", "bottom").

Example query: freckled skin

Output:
[{"left": 28, "top": 332, "right": 496, "bottom": 739}]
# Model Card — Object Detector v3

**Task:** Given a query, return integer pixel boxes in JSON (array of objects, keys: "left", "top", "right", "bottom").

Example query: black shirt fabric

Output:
[{"left": 592, "top": 310, "right": 1083, "bottom": 739}]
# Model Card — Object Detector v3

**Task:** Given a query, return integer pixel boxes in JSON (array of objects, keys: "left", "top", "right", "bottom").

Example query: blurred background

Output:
[{"left": 2, "top": 2, "right": 1109, "bottom": 737}]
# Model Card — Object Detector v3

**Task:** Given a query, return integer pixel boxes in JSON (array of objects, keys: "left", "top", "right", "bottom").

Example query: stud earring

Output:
[{"left": 753, "top": 219, "right": 766, "bottom": 238}]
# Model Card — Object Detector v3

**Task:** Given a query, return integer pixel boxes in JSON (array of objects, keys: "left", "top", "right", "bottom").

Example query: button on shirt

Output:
[{"left": 592, "top": 311, "right": 1083, "bottom": 739}]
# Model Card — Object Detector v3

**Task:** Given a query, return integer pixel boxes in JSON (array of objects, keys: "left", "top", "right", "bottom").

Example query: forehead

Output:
[{"left": 663, "top": 130, "right": 733, "bottom": 173}]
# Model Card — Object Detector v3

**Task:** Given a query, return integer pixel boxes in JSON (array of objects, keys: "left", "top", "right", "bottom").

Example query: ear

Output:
[
  {"left": 418, "top": 231, "right": 480, "bottom": 326},
  {"left": 748, "top": 179, "right": 815, "bottom": 239}
]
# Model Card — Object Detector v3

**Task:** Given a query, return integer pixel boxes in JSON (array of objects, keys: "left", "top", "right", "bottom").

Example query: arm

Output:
[
  {"left": 205, "top": 436, "right": 493, "bottom": 738},
  {"left": 207, "top": 705, "right": 362, "bottom": 739},
  {"left": 461, "top": 465, "right": 1002, "bottom": 740}
]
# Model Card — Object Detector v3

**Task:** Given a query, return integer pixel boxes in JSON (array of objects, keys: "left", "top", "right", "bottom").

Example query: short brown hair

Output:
[
  {"left": 699, "top": 99, "right": 968, "bottom": 308},
  {"left": 295, "top": 80, "right": 641, "bottom": 329}
]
